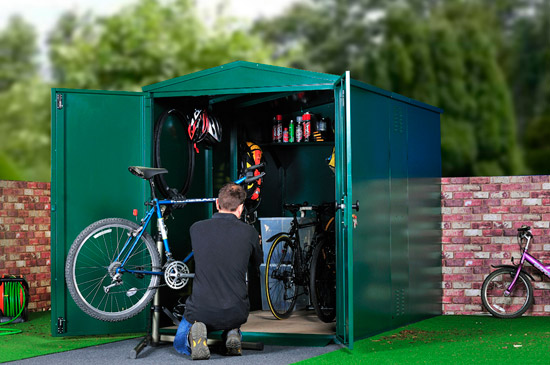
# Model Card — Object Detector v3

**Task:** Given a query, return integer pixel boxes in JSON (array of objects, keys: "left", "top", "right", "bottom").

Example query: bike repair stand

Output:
[{"left": 130, "top": 237, "right": 264, "bottom": 359}]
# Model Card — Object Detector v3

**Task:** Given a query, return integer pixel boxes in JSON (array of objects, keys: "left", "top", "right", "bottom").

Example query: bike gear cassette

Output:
[{"left": 164, "top": 261, "right": 191, "bottom": 289}]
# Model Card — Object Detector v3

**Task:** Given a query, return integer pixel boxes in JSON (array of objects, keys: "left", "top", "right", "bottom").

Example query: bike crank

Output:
[{"left": 164, "top": 261, "right": 194, "bottom": 289}]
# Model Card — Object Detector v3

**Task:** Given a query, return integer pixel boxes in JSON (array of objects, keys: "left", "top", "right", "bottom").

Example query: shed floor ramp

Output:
[{"left": 242, "top": 310, "right": 336, "bottom": 335}]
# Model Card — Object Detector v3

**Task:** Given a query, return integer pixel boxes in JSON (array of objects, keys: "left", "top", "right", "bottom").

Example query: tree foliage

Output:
[
  {"left": 0, "top": 0, "right": 273, "bottom": 181},
  {"left": 0, "top": 16, "right": 38, "bottom": 91},
  {"left": 48, "top": 0, "right": 272, "bottom": 91},
  {"left": 255, "top": 0, "right": 526, "bottom": 176}
]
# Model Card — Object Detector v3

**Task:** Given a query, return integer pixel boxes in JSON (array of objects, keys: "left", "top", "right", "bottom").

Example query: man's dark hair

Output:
[{"left": 218, "top": 183, "right": 246, "bottom": 212}]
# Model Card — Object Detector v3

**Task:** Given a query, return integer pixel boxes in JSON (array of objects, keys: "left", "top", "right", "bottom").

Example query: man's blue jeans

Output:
[{"left": 173, "top": 317, "right": 193, "bottom": 356}]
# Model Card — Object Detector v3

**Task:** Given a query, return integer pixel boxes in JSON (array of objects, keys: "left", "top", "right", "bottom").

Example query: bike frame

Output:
[
  {"left": 506, "top": 233, "right": 550, "bottom": 295},
  {"left": 114, "top": 197, "right": 217, "bottom": 277}
]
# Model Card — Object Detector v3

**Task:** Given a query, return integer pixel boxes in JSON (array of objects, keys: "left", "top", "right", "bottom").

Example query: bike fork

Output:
[{"left": 505, "top": 266, "right": 524, "bottom": 296}]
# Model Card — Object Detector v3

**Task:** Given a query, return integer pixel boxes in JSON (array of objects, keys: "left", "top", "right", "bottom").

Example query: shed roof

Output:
[{"left": 142, "top": 61, "right": 340, "bottom": 95}]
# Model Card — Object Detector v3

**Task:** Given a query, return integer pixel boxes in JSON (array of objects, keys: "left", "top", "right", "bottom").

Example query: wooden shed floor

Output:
[{"left": 241, "top": 310, "right": 336, "bottom": 335}]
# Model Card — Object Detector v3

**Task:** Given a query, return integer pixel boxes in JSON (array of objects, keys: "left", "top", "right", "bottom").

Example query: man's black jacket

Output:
[{"left": 184, "top": 212, "right": 262, "bottom": 330}]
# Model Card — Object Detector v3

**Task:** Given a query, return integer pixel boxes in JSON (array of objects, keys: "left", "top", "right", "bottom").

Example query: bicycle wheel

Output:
[
  {"left": 65, "top": 218, "right": 161, "bottom": 322},
  {"left": 310, "top": 237, "right": 336, "bottom": 322},
  {"left": 265, "top": 235, "right": 298, "bottom": 319},
  {"left": 481, "top": 268, "right": 533, "bottom": 319}
]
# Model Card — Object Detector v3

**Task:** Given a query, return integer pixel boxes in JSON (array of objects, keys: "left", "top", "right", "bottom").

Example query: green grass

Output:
[
  {"left": 299, "top": 315, "right": 550, "bottom": 364},
  {"left": 0, "top": 311, "right": 143, "bottom": 363}
]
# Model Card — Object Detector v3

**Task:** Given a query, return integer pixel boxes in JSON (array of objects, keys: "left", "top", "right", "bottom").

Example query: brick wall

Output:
[
  {"left": 441, "top": 176, "right": 550, "bottom": 316},
  {"left": 0, "top": 180, "right": 51, "bottom": 312}
]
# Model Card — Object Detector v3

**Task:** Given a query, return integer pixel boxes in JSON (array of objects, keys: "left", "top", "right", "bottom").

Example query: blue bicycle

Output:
[{"left": 65, "top": 165, "right": 264, "bottom": 322}]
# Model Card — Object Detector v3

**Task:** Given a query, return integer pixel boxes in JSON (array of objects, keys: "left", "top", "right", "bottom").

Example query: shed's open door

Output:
[
  {"left": 334, "top": 72, "right": 354, "bottom": 349},
  {"left": 51, "top": 89, "right": 151, "bottom": 336}
]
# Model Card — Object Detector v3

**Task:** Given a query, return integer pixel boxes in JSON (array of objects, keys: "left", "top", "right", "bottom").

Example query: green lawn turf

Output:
[
  {"left": 0, "top": 311, "right": 144, "bottom": 362},
  {"left": 299, "top": 315, "right": 550, "bottom": 364}
]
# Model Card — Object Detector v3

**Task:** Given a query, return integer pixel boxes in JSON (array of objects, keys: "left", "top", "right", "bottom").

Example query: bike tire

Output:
[
  {"left": 154, "top": 108, "right": 195, "bottom": 199},
  {"left": 265, "top": 235, "right": 298, "bottom": 320},
  {"left": 65, "top": 218, "right": 161, "bottom": 322},
  {"left": 481, "top": 267, "right": 533, "bottom": 319},
  {"left": 310, "top": 236, "right": 336, "bottom": 323}
]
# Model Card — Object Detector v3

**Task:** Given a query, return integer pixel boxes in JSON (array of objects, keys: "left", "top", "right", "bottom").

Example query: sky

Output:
[{"left": 0, "top": 0, "right": 299, "bottom": 32}]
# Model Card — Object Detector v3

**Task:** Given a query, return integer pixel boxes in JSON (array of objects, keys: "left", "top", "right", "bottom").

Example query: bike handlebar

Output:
[{"left": 283, "top": 202, "right": 335, "bottom": 214}]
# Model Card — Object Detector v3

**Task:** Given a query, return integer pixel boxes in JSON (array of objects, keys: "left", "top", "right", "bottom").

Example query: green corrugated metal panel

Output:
[
  {"left": 407, "top": 106, "right": 443, "bottom": 322},
  {"left": 143, "top": 61, "right": 339, "bottom": 95},
  {"left": 50, "top": 89, "right": 151, "bottom": 336},
  {"left": 347, "top": 83, "right": 393, "bottom": 340},
  {"left": 390, "top": 101, "right": 410, "bottom": 328},
  {"left": 346, "top": 82, "right": 442, "bottom": 341},
  {"left": 334, "top": 73, "right": 354, "bottom": 347}
]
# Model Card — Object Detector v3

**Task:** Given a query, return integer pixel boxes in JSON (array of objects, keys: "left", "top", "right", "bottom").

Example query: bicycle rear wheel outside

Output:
[
  {"left": 65, "top": 218, "right": 161, "bottom": 322},
  {"left": 310, "top": 237, "right": 336, "bottom": 323},
  {"left": 481, "top": 268, "right": 533, "bottom": 318},
  {"left": 265, "top": 235, "right": 298, "bottom": 319}
]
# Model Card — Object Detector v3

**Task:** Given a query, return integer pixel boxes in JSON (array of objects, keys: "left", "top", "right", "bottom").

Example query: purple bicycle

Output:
[{"left": 481, "top": 225, "right": 547, "bottom": 318}]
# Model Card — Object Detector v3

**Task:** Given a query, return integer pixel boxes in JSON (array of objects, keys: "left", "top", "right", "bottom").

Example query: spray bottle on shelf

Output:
[
  {"left": 272, "top": 116, "right": 278, "bottom": 142},
  {"left": 289, "top": 119, "right": 295, "bottom": 143},
  {"left": 303, "top": 112, "right": 311, "bottom": 142},
  {"left": 296, "top": 116, "right": 303, "bottom": 143},
  {"left": 276, "top": 114, "right": 283, "bottom": 143}
]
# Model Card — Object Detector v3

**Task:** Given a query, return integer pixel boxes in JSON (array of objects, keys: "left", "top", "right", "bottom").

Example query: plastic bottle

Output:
[
  {"left": 276, "top": 114, "right": 283, "bottom": 143},
  {"left": 283, "top": 128, "right": 289, "bottom": 143},
  {"left": 272, "top": 116, "right": 278, "bottom": 142},
  {"left": 303, "top": 112, "right": 311, "bottom": 142},
  {"left": 289, "top": 119, "right": 295, "bottom": 143},
  {"left": 296, "top": 116, "right": 303, "bottom": 143}
]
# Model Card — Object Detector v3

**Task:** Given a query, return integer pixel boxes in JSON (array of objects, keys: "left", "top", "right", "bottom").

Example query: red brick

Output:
[
  {"left": 450, "top": 177, "right": 470, "bottom": 184},
  {"left": 483, "top": 199, "right": 501, "bottom": 206},
  {"left": 445, "top": 259, "right": 465, "bottom": 266},
  {"left": 454, "top": 192, "right": 474, "bottom": 199},
  {"left": 483, "top": 229, "right": 503, "bottom": 236},
  {"left": 445, "top": 200, "right": 464, "bottom": 207},
  {"left": 472, "top": 222, "right": 492, "bottom": 229},
  {"left": 501, "top": 184, "right": 524, "bottom": 190},
  {"left": 471, "top": 237, "right": 491, "bottom": 244},
  {"left": 444, "top": 304, "right": 465, "bottom": 311},
  {"left": 464, "top": 199, "right": 482, "bottom": 207},
  {"left": 453, "top": 297, "right": 472, "bottom": 304},
  {"left": 473, "top": 206, "right": 490, "bottom": 214},
  {"left": 531, "top": 191, "right": 550, "bottom": 198},
  {"left": 470, "top": 177, "right": 490, "bottom": 184},
  {"left": 490, "top": 207, "right": 510, "bottom": 213},
  {"left": 482, "top": 184, "right": 501, "bottom": 192},
  {"left": 443, "top": 185, "right": 462, "bottom": 192},
  {"left": 510, "top": 206, "right": 530, "bottom": 213},
  {"left": 530, "top": 206, "right": 550, "bottom": 214},
  {"left": 443, "top": 214, "right": 464, "bottom": 221}
]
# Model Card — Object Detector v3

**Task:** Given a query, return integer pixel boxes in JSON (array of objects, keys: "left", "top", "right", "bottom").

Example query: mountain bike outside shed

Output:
[{"left": 50, "top": 61, "right": 442, "bottom": 349}]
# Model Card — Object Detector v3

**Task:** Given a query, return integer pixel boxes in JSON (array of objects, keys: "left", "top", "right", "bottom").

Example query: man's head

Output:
[{"left": 216, "top": 183, "right": 246, "bottom": 217}]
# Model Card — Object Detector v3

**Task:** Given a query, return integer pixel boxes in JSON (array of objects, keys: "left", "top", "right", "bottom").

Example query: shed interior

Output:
[{"left": 153, "top": 89, "right": 338, "bottom": 341}]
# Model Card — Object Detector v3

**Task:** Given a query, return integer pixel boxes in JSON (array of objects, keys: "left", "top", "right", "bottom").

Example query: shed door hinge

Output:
[
  {"left": 56, "top": 94, "right": 63, "bottom": 109},
  {"left": 57, "top": 317, "right": 66, "bottom": 334}
]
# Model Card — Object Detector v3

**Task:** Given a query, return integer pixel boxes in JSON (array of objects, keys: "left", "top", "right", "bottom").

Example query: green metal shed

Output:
[{"left": 51, "top": 61, "right": 442, "bottom": 348}]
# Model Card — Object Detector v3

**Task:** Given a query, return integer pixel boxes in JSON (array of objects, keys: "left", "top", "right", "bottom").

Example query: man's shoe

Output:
[
  {"left": 225, "top": 328, "right": 242, "bottom": 356},
  {"left": 189, "top": 322, "right": 210, "bottom": 360}
]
